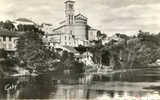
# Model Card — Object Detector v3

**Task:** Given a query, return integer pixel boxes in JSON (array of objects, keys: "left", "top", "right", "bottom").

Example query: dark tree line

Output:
[
  {"left": 103, "top": 30, "right": 160, "bottom": 69},
  {"left": 75, "top": 30, "right": 160, "bottom": 70},
  {"left": 0, "top": 20, "right": 44, "bottom": 35}
]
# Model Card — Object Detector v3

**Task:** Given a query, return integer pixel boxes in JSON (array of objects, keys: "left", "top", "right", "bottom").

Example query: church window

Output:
[
  {"left": 68, "top": 15, "right": 70, "bottom": 24},
  {"left": 8, "top": 44, "right": 12, "bottom": 49},
  {"left": 71, "top": 15, "right": 73, "bottom": 24},
  {"left": 69, "top": 15, "right": 71, "bottom": 24},
  {"left": 68, "top": 15, "right": 73, "bottom": 24},
  {"left": 65, "top": 36, "right": 67, "bottom": 40},
  {"left": 3, "top": 36, "right": 6, "bottom": 41},
  {"left": 9, "top": 36, "right": 12, "bottom": 41},
  {"left": 2, "top": 43, "right": 6, "bottom": 49},
  {"left": 69, "top": 4, "right": 73, "bottom": 9},
  {"left": 70, "top": 30, "right": 72, "bottom": 34}
]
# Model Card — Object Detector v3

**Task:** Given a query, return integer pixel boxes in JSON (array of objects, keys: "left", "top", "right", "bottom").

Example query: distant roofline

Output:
[
  {"left": 62, "top": 45, "right": 78, "bottom": 53},
  {"left": 16, "top": 18, "right": 35, "bottom": 24},
  {"left": 64, "top": 0, "right": 75, "bottom": 3},
  {"left": 75, "top": 13, "right": 88, "bottom": 20},
  {"left": 46, "top": 33, "right": 61, "bottom": 36},
  {"left": 42, "top": 23, "right": 52, "bottom": 26},
  {"left": 89, "top": 28, "right": 97, "bottom": 30},
  {"left": 53, "top": 25, "right": 67, "bottom": 31},
  {"left": 59, "top": 20, "right": 66, "bottom": 24}
]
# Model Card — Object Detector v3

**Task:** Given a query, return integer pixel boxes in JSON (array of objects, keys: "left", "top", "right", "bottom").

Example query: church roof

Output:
[
  {"left": 42, "top": 23, "right": 52, "bottom": 26},
  {"left": 59, "top": 20, "right": 66, "bottom": 25},
  {"left": 75, "top": 13, "right": 88, "bottom": 21},
  {"left": 89, "top": 28, "right": 98, "bottom": 30},
  {"left": 53, "top": 25, "right": 66, "bottom": 31},
  {"left": 64, "top": 0, "right": 75, "bottom": 3}
]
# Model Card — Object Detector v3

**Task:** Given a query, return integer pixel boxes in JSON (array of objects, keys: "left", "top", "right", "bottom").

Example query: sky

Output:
[{"left": 0, "top": 0, "right": 160, "bottom": 35}]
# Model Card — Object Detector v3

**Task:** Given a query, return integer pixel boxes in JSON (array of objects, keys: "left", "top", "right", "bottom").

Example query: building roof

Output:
[
  {"left": 42, "top": 23, "right": 52, "bottom": 26},
  {"left": 59, "top": 20, "right": 66, "bottom": 25},
  {"left": 46, "top": 33, "right": 61, "bottom": 36},
  {"left": 89, "top": 28, "right": 98, "bottom": 31},
  {"left": 16, "top": 18, "right": 35, "bottom": 24},
  {"left": 53, "top": 25, "right": 66, "bottom": 31},
  {"left": 64, "top": 0, "right": 75, "bottom": 3},
  {"left": 54, "top": 45, "right": 79, "bottom": 54},
  {"left": 0, "top": 29, "right": 19, "bottom": 37},
  {"left": 63, "top": 46, "right": 79, "bottom": 53},
  {"left": 75, "top": 13, "right": 88, "bottom": 21}
]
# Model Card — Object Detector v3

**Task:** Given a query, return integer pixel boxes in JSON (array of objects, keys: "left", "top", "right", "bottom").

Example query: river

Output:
[{"left": 0, "top": 67, "right": 160, "bottom": 100}]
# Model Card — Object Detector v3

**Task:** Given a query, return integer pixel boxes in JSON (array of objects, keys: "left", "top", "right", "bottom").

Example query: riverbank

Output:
[{"left": 144, "top": 86, "right": 160, "bottom": 91}]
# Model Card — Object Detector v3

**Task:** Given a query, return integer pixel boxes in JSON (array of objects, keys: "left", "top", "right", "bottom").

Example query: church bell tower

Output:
[{"left": 65, "top": 0, "right": 75, "bottom": 25}]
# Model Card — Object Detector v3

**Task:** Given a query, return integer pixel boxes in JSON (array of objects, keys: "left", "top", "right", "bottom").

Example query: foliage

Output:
[
  {"left": 90, "top": 31, "right": 160, "bottom": 69},
  {"left": 97, "top": 31, "right": 107, "bottom": 40},
  {"left": 0, "top": 49, "right": 19, "bottom": 78},
  {"left": 17, "top": 31, "right": 57, "bottom": 73},
  {"left": 0, "top": 20, "right": 15, "bottom": 31},
  {"left": 105, "top": 31, "right": 160, "bottom": 69},
  {"left": 17, "top": 24, "right": 44, "bottom": 35},
  {"left": 75, "top": 45, "right": 87, "bottom": 54},
  {"left": 101, "top": 51, "right": 110, "bottom": 66},
  {"left": 0, "top": 49, "right": 7, "bottom": 59},
  {"left": 0, "top": 49, "right": 8, "bottom": 78},
  {"left": 55, "top": 51, "right": 85, "bottom": 79}
]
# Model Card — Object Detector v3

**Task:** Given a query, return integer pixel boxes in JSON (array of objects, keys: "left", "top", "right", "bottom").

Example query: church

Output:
[{"left": 47, "top": 0, "right": 100, "bottom": 47}]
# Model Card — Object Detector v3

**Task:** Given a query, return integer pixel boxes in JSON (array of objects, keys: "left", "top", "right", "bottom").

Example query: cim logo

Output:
[{"left": 4, "top": 83, "right": 17, "bottom": 91}]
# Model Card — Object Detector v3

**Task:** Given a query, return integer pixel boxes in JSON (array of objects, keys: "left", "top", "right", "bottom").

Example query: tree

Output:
[
  {"left": 75, "top": 45, "right": 87, "bottom": 54},
  {"left": 3, "top": 20, "right": 15, "bottom": 31},
  {"left": 0, "top": 49, "right": 7, "bottom": 78},
  {"left": 105, "top": 31, "right": 160, "bottom": 69},
  {"left": 0, "top": 49, "right": 7, "bottom": 59},
  {"left": 17, "top": 31, "right": 57, "bottom": 73},
  {"left": 97, "top": 31, "right": 107, "bottom": 40},
  {"left": 0, "top": 49, "right": 19, "bottom": 78},
  {"left": 17, "top": 24, "right": 44, "bottom": 35},
  {"left": 0, "top": 21, "right": 4, "bottom": 29}
]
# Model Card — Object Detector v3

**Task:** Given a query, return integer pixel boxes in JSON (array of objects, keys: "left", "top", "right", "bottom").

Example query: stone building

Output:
[
  {"left": 0, "top": 30, "right": 18, "bottom": 51},
  {"left": 48, "top": 0, "right": 99, "bottom": 47}
]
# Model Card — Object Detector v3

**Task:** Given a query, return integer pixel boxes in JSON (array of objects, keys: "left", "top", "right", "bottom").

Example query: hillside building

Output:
[{"left": 0, "top": 30, "right": 18, "bottom": 51}]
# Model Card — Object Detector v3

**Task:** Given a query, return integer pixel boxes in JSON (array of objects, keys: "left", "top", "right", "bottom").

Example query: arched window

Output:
[
  {"left": 3, "top": 36, "right": 6, "bottom": 41},
  {"left": 65, "top": 36, "right": 67, "bottom": 40},
  {"left": 69, "top": 4, "right": 73, "bottom": 9}
]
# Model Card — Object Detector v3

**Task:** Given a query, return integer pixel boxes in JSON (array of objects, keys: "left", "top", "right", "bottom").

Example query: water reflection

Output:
[
  {"left": 18, "top": 75, "right": 57, "bottom": 99},
  {"left": 0, "top": 75, "right": 57, "bottom": 99},
  {"left": 1, "top": 70, "right": 160, "bottom": 99}
]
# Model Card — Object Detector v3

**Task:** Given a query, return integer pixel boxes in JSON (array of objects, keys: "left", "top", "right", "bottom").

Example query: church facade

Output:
[{"left": 48, "top": 0, "right": 99, "bottom": 47}]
